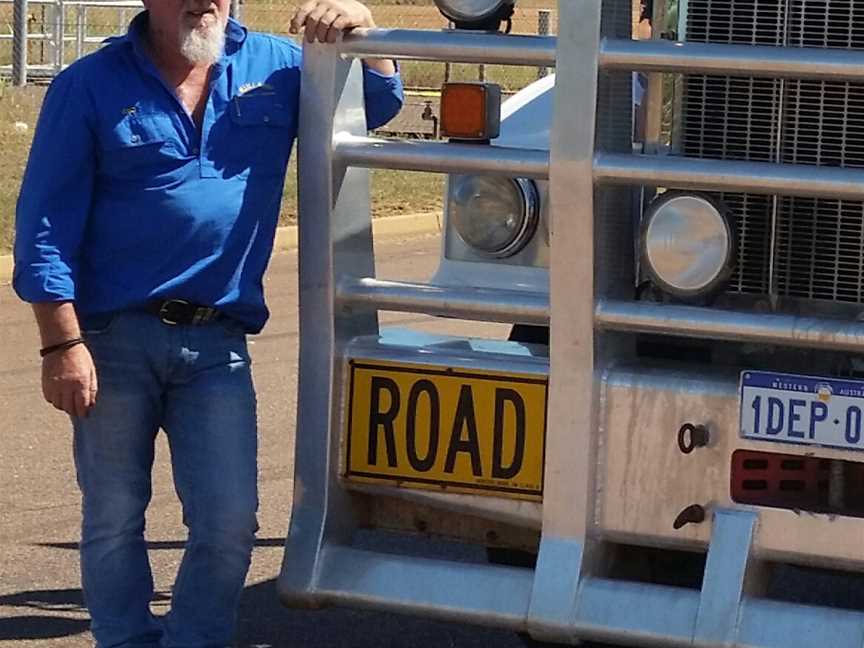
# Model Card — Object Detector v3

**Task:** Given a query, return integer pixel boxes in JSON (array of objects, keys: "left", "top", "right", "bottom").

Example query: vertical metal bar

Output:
[
  {"left": 118, "top": 8, "right": 128, "bottom": 34},
  {"left": 528, "top": 0, "right": 602, "bottom": 640},
  {"left": 279, "top": 39, "right": 374, "bottom": 606},
  {"left": 279, "top": 41, "right": 344, "bottom": 606},
  {"left": 12, "top": 0, "right": 28, "bottom": 87},
  {"left": 60, "top": 0, "right": 67, "bottom": 69},
  {"left": 546, "top": 0, "right": 601, "bottom": 551},
  {"left": 53, "top": 0, "right": 63, "bottom": 73},
  {"left": 230, "top": 0, "right": 241, "bottom": 20},
  {"left": 444, "top": 21, "right": 452, "bottom": 84},
  {"left": 694, "top": 509, "right": 764, "bottom": 644},
  {"left": 538, "top": 9, "right": 550, "bottom": 78},
  {"left": 39, "top": 3, "right": 46, "bottom": 68},
  {"left": 767, "top": 0, "right": 795, "bottom": 307},
  {"left": 642, "top": 0, "right": 665, "bottom": 153},
  {"left": 75, "top": 3, "right": 84, "bottom": 60}
]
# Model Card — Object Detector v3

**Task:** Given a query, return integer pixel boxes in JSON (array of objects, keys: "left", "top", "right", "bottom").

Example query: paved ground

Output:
[
  {"left": 6, "top": 232, "right": 859, "bottom": 648},
  {"left": 0, "top": 233, "right": 530, "bottom": 648}
]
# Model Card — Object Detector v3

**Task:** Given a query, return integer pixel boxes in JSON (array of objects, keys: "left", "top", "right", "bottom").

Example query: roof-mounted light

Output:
[{"left": 434, "top": 0, "right": 516, "bottom": 31}]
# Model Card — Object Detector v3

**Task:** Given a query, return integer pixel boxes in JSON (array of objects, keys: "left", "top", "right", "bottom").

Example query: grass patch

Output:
[
  {"left": 278, "top": 157, "right": 443, "bottom": 225},
  {"left": 0, "top": 83, "right": 42, "bottom": 254}
]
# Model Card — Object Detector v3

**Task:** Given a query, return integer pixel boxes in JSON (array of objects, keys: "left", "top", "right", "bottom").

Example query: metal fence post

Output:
[
  {"left": 230, "top": 0, "right": 241, "bottom": 20},
  {"left": 444, "top": 21, "right": 452, "bottom": 83},
  {"left": 75, "top": 4, "right": 85, "bottom": 60},
  {"left": 538, "top": 9, "right": 551, "bottom": 78},
  {"left": 12, "top": 0, "right": 28, "bottom": 86},
  {"left": 52, "top": 0, "right": 65, "bottom": 73}
]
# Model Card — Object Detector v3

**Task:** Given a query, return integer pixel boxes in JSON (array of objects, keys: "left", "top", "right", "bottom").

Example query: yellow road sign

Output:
[{"left": 345, "top": 360, "right": 547, "bottom": 500}]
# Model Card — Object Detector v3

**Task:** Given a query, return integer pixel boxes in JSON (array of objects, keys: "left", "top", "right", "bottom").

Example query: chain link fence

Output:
[
  {"left": 1, "top": 0, "right": 558, "bottom": 90},
  {"left": 242, "top": 0, "right": 557, "bottom": 92}
]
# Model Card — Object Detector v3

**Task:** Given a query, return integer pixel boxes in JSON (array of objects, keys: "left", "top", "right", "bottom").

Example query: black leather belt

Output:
[{"left": 145, "top": 299, "right": 222, "bottom": 326}]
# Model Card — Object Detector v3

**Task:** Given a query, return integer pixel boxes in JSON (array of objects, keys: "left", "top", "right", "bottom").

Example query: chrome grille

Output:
[{"left": 682, "top": 0, "right": 864, "bottom": 304}]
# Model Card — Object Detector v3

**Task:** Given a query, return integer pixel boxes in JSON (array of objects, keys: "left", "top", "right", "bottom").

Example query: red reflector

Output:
[{"left": 731, "top": 450, "right": 864, "bottom": 518}]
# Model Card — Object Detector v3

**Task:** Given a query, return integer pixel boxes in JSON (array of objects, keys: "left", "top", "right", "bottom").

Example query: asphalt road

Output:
[
  {"left": 0, "top": 233, "right": 540, "bottom": 648},
  {"left": 5, "top": 231, "right": 863, "bottom": 648}
]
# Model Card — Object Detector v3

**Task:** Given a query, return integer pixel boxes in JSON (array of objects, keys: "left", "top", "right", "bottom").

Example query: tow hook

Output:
[
  {"left": 678, "top": 423, "right": 710, "bottom": 454},
  {"left": 673, "top": 504, "right": 706, "bottom": 530}
]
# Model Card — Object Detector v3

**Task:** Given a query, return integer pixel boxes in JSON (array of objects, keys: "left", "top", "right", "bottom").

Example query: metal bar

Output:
[
  {"left": 337, "top": 277, "right": 550, "bottom": 325},
  {"left": 334, "top": 135, "right": 549, "bottom": 179},
  {"left": 693, "top": 510, "right": 759, "bottom": 645},
  {"left": 315, "top": 544, "right": 534, "bottom": 627},
  {"left": 74, "top": 3, "right": 83, "bottom": 59},
  {"left": 594, "top": 152, "right": 864, "bottom": 200},
  {"left": 52, "top": 0, "right": 63, "bottom": 73},
  {"left": 595, "top": 299, "right": 864, "bottom": 353},
  {"left": 301, "top": 541, "right": 864, "bottom": 648},
  {"left": 527, "top": 0, "right": 605, "bottom": 641},
  {"left": 601, "top": 37, "right": 864, "bottom": 82},
  {"left": 641, "top": 0, "right": 666, "bottom": 154},
  {"left": 12, "top": 0, "right": 27, "bottom": 86},
  {"left": 0, "top": 33, "right": 51, "bottom": 41},
  {"left": 340, "top": 28, "right": 556, "bottom": 67},
  {"left": 279, "top": 42, "right": 349, "bottom": 610}
]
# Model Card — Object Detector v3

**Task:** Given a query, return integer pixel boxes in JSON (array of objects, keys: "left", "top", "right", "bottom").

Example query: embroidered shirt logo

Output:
[{"left": 238, "top": 82, "right": 274, "bottom": 95}]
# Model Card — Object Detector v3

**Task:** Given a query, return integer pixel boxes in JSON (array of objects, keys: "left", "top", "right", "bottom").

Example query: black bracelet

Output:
[{"left": 40, "top": 337, "right": 86, "bottom": 358}]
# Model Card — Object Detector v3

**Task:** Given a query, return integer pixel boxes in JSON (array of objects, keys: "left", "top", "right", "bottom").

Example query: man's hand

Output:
[
  {"left": 290, "top": 0, "right": 376, "bottom": 44},
  {"left": 42, "top": 343, "right": 98, "bottom": 418}
]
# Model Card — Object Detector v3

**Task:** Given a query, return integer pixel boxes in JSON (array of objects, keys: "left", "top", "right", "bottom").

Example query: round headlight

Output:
[
  {"left": 449, "top": 175, "right": 539, "bottom": 258},
  {"left": 641, "top": 192, "right": 735, "bottom": 298},
  {"left": 434, "top": 0, "right": 514, "bottom": 27}
]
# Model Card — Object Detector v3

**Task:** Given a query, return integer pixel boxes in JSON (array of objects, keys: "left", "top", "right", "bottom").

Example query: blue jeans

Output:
[{"left": 73, "top": 311, "right": 258, "bottom": 648}]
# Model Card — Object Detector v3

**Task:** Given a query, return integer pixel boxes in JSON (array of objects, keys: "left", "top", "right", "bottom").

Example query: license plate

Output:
[
  {"left": 345, "top": 360, "right": 548, "bottom": 500},
  {"left": 740, "top": 371, "right": 864, "bottom": 451}
]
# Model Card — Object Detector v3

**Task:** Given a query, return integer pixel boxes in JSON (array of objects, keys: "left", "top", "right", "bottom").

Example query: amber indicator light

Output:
[{"left": 439, "top": 82, "right": 501, "bottom": 140}]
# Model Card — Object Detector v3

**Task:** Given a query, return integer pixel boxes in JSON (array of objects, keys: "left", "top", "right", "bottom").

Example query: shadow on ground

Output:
[
  {"left": 0, "top": 588, "right": 90, "bottom": 641},
  {"left": 2, "top": 537, "right": 524, "bottom": 647},
  {"left": 8, "top": 532, "right": 864, "bottom": 647},
  {"left": 0, "top": 579, "right": 522, "bottom": 647}
]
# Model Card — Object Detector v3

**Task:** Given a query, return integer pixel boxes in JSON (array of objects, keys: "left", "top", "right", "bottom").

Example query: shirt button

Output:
[
  {"left": 192, "top": 147, "right": 200, "bottom": 155},
  {"left": 130, "top": 134, "right": 140, "bottom": 143},
  {"left": 263, "top": 115, "right": 270, "bottom": 123}
]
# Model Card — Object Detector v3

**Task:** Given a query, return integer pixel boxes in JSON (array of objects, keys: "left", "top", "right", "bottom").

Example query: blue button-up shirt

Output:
[{"left": 14, "top": 12, "right": 403, "bottom": 333}]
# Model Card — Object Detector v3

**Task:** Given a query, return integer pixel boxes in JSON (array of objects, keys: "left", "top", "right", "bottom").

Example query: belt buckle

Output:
[{"left": 158, "top": 299, "right": 189, "bottom": 326}]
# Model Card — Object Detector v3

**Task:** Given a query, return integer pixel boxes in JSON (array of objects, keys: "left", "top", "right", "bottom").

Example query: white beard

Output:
[{"left": 179, "top": 20, "right": 225, "bottom": 65}]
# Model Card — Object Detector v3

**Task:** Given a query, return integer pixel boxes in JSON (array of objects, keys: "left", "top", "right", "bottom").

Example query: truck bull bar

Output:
[{"left": 279, "top": 2, "right": 864, "bottom": 645}]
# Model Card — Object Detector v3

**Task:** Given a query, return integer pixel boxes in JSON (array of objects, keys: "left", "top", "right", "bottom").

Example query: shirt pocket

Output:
[
  {"left": 99, "top": 111, "right": 177, "bottom": 180},
  {"left": 228, "top": 92, "right": 295, "bottom": 176}
]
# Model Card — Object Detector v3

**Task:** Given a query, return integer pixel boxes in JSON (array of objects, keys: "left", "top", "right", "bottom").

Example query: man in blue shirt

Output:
[{"left": 13, "top": 0, "right": 403, "bottom": 646}]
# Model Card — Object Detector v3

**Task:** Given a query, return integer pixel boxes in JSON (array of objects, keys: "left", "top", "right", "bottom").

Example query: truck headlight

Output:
[
  {"left": 641, "top": 192, "right": 735, "bottom": 299},
  {"left": 449, "top": 175, "right": 539, "bottom": 258},
  {"left": 434, "top": 0, "right": 515, "bottom": 29}
]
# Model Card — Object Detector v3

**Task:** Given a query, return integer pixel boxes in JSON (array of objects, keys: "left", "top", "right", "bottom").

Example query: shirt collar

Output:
[{"left": 121, "top": 10, "right": 248, "bottom": 63}]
